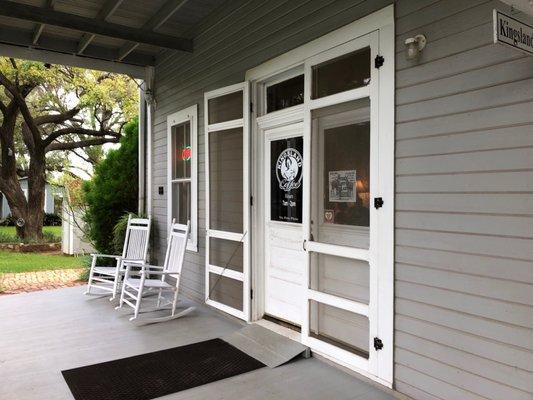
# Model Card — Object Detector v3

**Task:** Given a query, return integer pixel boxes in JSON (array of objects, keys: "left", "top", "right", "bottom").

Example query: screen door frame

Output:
[
  {"left": 301, "top": 29, "right": 394, "bottom": 385},
  {"left": 204, "top": 82, "right": 251, "bottom": 321}
]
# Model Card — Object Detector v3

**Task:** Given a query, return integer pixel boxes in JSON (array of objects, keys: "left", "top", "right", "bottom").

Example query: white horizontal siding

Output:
[
  {"left": 151, "top": 0, "right": 392, "bottom": 302},
  {"left": 150, "top": 1, "right": 533, "bottom": 398},
  {"left": 394, "top": 1, "right": 533, "bottom": 399}
]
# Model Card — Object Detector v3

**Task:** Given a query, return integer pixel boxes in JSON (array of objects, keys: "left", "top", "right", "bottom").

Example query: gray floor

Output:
[{"left": 0, "top": 286, "right": 395, "bottom": 400}]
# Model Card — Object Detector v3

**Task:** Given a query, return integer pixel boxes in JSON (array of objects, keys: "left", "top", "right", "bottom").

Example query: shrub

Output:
[
  {"left": 83, "top": 118, "right": 139, "bottom": 254},
  {"left": 44, "top": 213, "right": 61, "bottom": 226},
  {"left": 0, "top": 215, "right": 15, "bottom": 226},
  {"left": 78, "top": 255, "right": 92, "bottom": 282}
]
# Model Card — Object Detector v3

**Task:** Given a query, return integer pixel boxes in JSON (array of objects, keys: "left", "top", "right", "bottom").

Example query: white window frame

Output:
[
  {"left": 246, "top": 4, "right": 394, "bottom": 388},
  {"left": 167, "top": 104, "right": 198, "bottom": 252}
]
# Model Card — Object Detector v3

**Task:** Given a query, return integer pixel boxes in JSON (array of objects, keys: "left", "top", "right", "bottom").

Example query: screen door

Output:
[
  {"left": 302, "top": 31, "right": 384, "bottom": 376},
  {"left": 205, "top": 82, "right": 250, "bottom": 320}
]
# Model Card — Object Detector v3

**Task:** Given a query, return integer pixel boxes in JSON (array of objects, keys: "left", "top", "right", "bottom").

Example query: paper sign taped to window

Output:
[{"left": 329, "top": 170, "right": 356, "bottom": 202}]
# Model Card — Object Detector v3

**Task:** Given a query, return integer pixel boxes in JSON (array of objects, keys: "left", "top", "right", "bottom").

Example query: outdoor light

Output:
[
  {"left": 145, "top": 89, "right": 156, "bottom": 106},
  {"left": 404, "top": 34, "right": 427, "bottom": 60}
]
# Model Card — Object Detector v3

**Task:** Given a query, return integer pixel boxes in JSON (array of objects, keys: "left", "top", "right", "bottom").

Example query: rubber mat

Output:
[{"left": 62, "top": 338, "right": 265, "bottom": 400}]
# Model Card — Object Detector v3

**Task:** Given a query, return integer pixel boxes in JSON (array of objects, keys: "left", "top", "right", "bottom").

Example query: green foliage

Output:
[
  {"left": 79, "top": 255, "right": 92, "bottom": 282},
  {"left": 0, "top": 251, "right": 84, "bottom": 273},
  {"left": 44, "top": 213, "right": 62, "bottom": 226},
  {"left": 111, "top": 212, "right": 148, "bottom": 254},
  {"left": 83, "top": 118, "right": 139, "bottom": 253},
  {"left": 0, "top": 214, "right": 61, "bottom": 227},
  {"left": 0, "top": 57, "right": 139, "bottom": 179},
  {"left": 0, "top": 226, "right": 61, "bottom": 243}
]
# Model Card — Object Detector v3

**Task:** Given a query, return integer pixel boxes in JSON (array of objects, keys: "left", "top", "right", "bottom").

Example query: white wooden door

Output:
[
  {"left": 263, "top": 122, "right": 305, "bottom": 325},
  {"left": 205, "top": 82, "right": 250, "bottom": 321}
]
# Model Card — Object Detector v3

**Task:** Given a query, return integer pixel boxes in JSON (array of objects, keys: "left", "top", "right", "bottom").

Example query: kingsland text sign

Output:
[{"left": 493, "top": 10, "right": 533, "bottom": 55}]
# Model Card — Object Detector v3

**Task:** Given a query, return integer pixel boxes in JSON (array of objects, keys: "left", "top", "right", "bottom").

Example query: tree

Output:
[
  {"left": 83, "top": 118, "right": 138, "bottom": 254},
  {"left": 0, "top": 58, "right": 138, "bottom": 239}
]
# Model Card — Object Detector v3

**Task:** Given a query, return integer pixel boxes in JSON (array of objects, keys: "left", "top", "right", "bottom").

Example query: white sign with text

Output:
[{"left": 493, "top": 10, "right": 533, "bottom": 55}]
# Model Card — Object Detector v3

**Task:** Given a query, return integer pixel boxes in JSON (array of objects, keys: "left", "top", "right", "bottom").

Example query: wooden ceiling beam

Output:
[
  {"left": 77, "top": 0, "right": 125, "bottom": 54},
  {"left": 0, "top": 0, "right": 193, "bottom": 52},
  {"left": 117, "top": 0, "right": 190, "bottom": 61}
]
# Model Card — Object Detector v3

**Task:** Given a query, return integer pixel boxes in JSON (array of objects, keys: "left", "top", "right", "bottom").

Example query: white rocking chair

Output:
[
  {"left": 116, "top": 220, "right": 194, "bottom": 323},
  {"left": 85, "top": 215, "right": 151, "bottom": 300}
]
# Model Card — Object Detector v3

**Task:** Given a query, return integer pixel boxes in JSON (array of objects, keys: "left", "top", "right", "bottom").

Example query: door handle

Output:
[{"left": 303, "top": 234, "right": 314, "bottom": 251}]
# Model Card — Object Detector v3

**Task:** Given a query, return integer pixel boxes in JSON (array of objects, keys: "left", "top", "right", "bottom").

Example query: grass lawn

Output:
[
  {"left": 0, "top": 226, "right": 61, "bottom": 243},
  {"left": 0, "top": 251, "right": 85, "bottom": 273}
]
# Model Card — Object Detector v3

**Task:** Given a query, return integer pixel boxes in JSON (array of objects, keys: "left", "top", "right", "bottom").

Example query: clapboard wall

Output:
[
  {"left": 151, "top": 1, "right": 533, "bottom": 399},
  {"left": 150, "top": 0, "right": 391, "bottom": 301},
  {"left": 394, "top": 1, "right": 533, "bottom": 399}
]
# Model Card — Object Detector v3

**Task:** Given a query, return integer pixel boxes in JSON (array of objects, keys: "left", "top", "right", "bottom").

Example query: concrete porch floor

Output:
[{"left": 0, "top": 286, "right": 395, "bottom": 400}]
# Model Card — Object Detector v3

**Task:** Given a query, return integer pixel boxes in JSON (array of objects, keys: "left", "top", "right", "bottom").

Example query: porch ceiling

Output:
[{"left": 0, "top": 0, "right": 227, "bottom": 77}]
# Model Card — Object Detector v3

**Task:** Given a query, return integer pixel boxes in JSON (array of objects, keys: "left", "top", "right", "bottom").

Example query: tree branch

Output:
[
  {"left": 34, "top": 107, "right": 80, "bottom": 126},
  {"left": 0, "top": 70, "right": 41, "bottom": 148},
  {"left": 46, "top": 137, "right": 120, "bottom": 152},
  {"left": 43, "top": 126, "right": 120, "bottom": 146},
  {"left": 0, "top": 100, "right": 6, "bottom": 116}
]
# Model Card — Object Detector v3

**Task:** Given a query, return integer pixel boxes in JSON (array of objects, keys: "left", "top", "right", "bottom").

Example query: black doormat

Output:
[{"left": 62, "top": 338, "right": 265, "bottom": 400}]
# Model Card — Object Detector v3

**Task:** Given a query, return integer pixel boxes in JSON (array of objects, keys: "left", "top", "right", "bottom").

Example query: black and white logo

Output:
[{"left": 276, "top": 147, "right": 303, "bottom": 192}]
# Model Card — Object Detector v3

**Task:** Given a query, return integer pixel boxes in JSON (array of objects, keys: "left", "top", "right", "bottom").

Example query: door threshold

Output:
[
  {"left": 254, "top": 318, "right": 302, "bottom": 343},
  {"left": 263, "top": 314, "right": 301, "bottom": 333}
]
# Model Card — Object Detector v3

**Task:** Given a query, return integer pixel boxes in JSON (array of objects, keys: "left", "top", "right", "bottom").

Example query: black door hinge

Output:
[
  {"left": 250, "top": 289, "right": 254, "bottom": 299},
  {"left": 374, "top": 337, "right": 383, "bottom": 351},
  {"left": 375, "top": 55, "right": 384, "bottom": 69},
  {"left": 374, "top": 197, "right": 384, "bottom": 209},
  {"left": 250, "top": 196, "right": 254, "bottom": 206},
  {"left": 250, "top": 102, "right": 254, "bottom": 113}
]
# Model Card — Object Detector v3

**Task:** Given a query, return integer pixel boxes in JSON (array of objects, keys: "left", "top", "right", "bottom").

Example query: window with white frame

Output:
[{"left": 167, "top": 104, "right": 198, "bottom": 252}]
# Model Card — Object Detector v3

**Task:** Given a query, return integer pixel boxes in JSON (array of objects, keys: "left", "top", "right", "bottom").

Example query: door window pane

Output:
[
  {"left": 209, "top": 274, "right": 243, "bottom": 310},
  {"left": 270, "top": 136, "right": 303, "bottom": 223},
  {"left": 208, "top": 91, "right": 243, "bottom": 124},
  {"left": 267, "top": 75, "right": 304, "bottom": 113},
  {"left": 171, "top": 181, "right": 190, "bottom": 225},
  {"left": 171, "top": 122, "right": 191, "bottom": 179},
  {"left": 311, "top": 99, "right": 370, "bottom": 249},
  {"left": 209, "top": 238, "right": 243, "bottom": 272},
  {"left": 323, "top": 122, "right": 370, "bottom": 227},
  {"left": 309, "top": 300, "right": 369, "bottom": 358},
  {"left": 312, "top": 47, "right": 370, "bottom": 99},
  {"left": 310, "top": 253, "right": 369, "bottom": 304},
  {"left": 209, "top": 128, "right": 243, "bottom": 233}
]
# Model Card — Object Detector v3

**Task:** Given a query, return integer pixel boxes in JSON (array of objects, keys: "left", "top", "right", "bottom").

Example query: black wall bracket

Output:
[{"left": 375, "top": 55, "right": 384, "bottom": 68}]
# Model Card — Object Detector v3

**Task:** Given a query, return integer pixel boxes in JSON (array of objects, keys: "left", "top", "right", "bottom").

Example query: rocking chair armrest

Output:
[
  {"left": 90, "top": 253, "right": 121, "bottom": 260},
  {"left": 122, "top": 259, "right": 145, "bottom": 266},
  {"left": 124, "top": 263, "right": 160, "bottom": 274},
  {"left": 140, "top": 270, "right": 177, "bottom": 276},
  {"left": 143, "top": 265, "right": 164, "bottom": 270}
]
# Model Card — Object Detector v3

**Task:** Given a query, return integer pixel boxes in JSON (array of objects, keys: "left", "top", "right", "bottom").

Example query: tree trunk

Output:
[{"left": 24, "top": 149, "right": 47, "bottom": 240}]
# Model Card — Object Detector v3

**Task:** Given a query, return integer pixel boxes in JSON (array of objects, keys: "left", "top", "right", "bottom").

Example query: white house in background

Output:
[{"left": 0, "top": 177, "right": 63, "bottom": 219}]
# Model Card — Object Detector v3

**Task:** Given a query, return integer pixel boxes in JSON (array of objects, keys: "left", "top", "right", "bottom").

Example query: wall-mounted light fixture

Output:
[{"left": 404, "top": 34, "right": 427, "bottom": 60}]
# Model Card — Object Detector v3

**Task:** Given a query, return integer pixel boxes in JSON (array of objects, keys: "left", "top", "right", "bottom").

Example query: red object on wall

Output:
[{"left": 180, "top": 146, "right": 192, "bottom": 161}]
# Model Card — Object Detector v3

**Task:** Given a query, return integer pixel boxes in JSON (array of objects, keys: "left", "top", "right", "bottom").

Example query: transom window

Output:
[
  {"left": 311, "top": 46, "right": 371, "bottom": 99},
  {"left": 266, "top": 74, "right": 304, "bottom": 113}
]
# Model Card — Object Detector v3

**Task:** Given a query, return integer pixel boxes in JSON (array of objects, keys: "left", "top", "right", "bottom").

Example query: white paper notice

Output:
[{"left": 329, "top": 170, "right": 356, "bottom": 202}]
